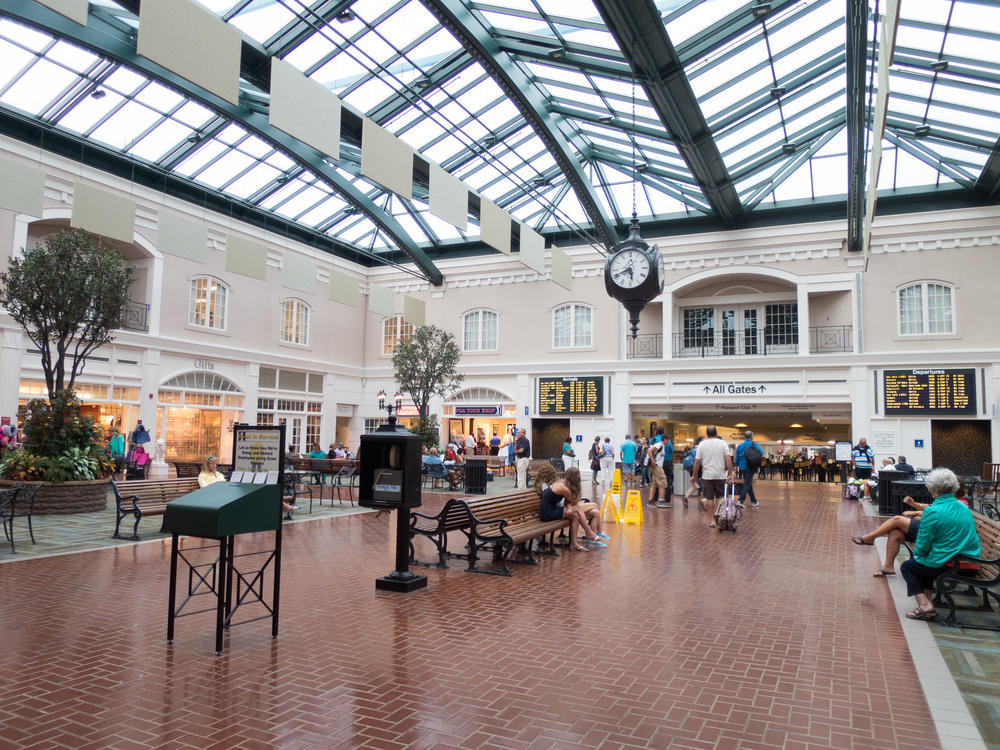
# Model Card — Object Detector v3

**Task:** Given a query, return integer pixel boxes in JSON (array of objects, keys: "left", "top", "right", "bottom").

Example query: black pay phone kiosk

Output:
[{"left": 359, "top": 420, "right": 426, "bottom": 592}]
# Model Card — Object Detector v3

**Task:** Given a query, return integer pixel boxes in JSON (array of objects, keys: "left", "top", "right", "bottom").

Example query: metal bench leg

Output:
[{"left": 131, "top": 510, "right": 143, "bottom": 541}]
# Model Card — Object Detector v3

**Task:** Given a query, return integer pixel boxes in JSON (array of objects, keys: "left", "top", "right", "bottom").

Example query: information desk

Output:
[
  {"left": 883, "top": 368, "right": 976, "bottom": 416},
  {"left": 163, "top": 482, "right": 282, "bottom": 652}
]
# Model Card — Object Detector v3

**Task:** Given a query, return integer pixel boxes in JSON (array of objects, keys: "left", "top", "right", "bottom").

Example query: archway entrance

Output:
[{"left": 157, "top": 372, "right": 244, "bottom": 463}]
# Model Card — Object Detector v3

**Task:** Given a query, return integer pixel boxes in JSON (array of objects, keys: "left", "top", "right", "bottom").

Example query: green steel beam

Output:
[
  {"left": 976, "top": 143, "right": 1000, "bottom": 201},
  {"left": 592, "top": 0, "right": 743, "bottom": 224},
  {"left": 419, "top": 0, "right": 619, "bottom": 250},
  {"left": 5, "top": 0, "right": 444, "bottom": 284},
  {"left": 673, "top": 0, "right": 803, "bottom": 63},
  {"left": 845, "top": 0, "right": 867, "bottom": 252}
]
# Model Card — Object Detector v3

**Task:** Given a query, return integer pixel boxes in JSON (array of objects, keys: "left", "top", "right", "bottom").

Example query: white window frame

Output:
[
  {"left": 896, "top": 281, "right": 955, "bottom": 336},
  {"left": 382, "top": 315, "right": 414, "bottom": 355},
  {"left": 552, "top": 303, "right": 593, "bottom": 349},
  {"left": 280, "top": 298, "right": 311, "bottom": 346},
  {"left": 188, "top": 276, "right": 229, "bottom": 331},
  {"left": 462, "top": 309, "right": 499, "bottom": 352}
]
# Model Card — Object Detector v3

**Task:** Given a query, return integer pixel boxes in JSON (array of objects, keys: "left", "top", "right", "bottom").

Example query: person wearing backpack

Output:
[
  {"left": 735, "top": 429, "right": 763, "bottom": 508},
  {"left": 683, "top": 437, "right": 703, "bottom": 507}
]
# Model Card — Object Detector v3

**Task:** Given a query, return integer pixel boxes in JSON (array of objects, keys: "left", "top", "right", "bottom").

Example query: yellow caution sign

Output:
[
  {"left": 612, "top": 468, "right": 621, "bottom": 494},
  {"left": 622, "top": 490, "right": 644, "bottom": 525},
  {"left": 601, "top": 489, "right": 622, "bottom": 523}
]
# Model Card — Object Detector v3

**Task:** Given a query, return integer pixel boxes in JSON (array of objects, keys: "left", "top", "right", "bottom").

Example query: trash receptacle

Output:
[
  {"left": 890, "top": 479, "right": 931, "bottom": 517},
  {"left": 673, "top": 464, "right": 689, "bottom": 496},
  {"left": 876, "top": 470, "right": 913, "bottom": 515},
  {"left": 464, "top": 457, "right": 488, "bottom": 494}
]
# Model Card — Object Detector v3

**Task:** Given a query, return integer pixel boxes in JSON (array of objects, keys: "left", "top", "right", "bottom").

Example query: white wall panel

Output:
[
  {"left": 224, "top": 234, "right": 267, "bottom": 280},
  {"left": 328, "top": 269, "right": 359, "bottom": 308},
  {"left": 157, "top": 210, "right": 206, "bottom": 262},
  {"left": 428, "top": 163, "right": 467, "bottom": 231},
  {"left": 360, "top": 119, "right": 413, "bottom": 200},
  {"left": 518, "top": 225, "right": 545, "bottom": 274},
  {"left": 403, "top": 295, "right": 425, "bottom": 326},
  {"left": 268, "top": 58, "right": 341, "bottom": 161},
  {"left": 282, "top": 254, "right": 316, "bottom": 295},
  {"left": 137, "top": 0, "right": 242, "bottom": 106},
  {"left": 479, "top": 198, "right": 511, "bottom": 255},
  {"left": 368, "top": 282, "right": 395, "bottom": 316},
  {"left": 0, "top": 159, "right": 43, "bottom": 217},
  {"left": 550, "top": 248, "right": 572, "bottom": 291},
  {"left": 71, "top": 182, "right": 135, "bottom": 243},
  {"left": 37, "top": 0, "right": 88, "bottom": 25}
]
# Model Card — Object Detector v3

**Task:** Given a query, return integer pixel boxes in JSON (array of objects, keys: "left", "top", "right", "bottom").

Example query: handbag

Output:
[{"left": 590, "top": 458, "right": 600, "bottom": 472}]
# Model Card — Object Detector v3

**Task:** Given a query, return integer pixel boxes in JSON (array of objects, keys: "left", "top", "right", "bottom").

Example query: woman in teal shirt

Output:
[{"left": 899, "top": 468, "right": 979, "bottom": 620}]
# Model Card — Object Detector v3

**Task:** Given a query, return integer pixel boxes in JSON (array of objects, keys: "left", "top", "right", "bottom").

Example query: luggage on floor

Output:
[{"left": 715, "top": 481, "right": 741, "bottom": 533}]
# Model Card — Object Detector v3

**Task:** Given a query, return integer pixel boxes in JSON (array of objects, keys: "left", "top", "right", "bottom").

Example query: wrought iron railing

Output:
[
  {"left": 809, "top": 325, "right": 853, "bottom": 353},
  {"left": 122, "top": 300, "right": 149, "bottom": 332},
  {"left": 626, "top": 333, "right": 662, "bottom": 359}
]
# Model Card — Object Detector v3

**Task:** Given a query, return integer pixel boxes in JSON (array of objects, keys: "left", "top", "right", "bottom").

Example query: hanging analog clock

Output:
[{"left": 604, "top": 215, "right": 663, "bottom": 338}]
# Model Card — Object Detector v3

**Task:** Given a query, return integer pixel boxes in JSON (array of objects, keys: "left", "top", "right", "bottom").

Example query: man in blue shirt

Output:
[
  {"left": 657, "top": 429, "right": 675, "bottom": 501},
  {"left": 620, "top": 434, "right": 637, "bottom": 487},
  {"left": 734, "top": 430, "right": 762, "bottom": 508},
  {"left": 852, "top": 438, "right": 875, "bottom": 480}
]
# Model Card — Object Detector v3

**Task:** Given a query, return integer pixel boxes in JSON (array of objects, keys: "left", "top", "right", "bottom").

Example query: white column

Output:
[
  {"left": 516, "top": 373, "right": 531, "bottom": 435},
  {"left": 244, "top": 362, "right": 260, "bottom": 425},
  {"left": 0, "top": 328, "right": 24, "bottom": 419},
  {"left": 797, "top": 284, "right": 810, "bottom": 356},
  {"left": 147, "top": 254, "right": 164, "bottom": 337},
  {"left": 848, "top": 365, "right": 872, "bottom": 444},
  {"left": 661, "top": 289, "right": 673, "bottom": 360},
  {"left": 322, "top": 373, "right": 338, "bottom": 444},
  {"left": 141, "top": 349, "right": 166, "bottom": 477}
]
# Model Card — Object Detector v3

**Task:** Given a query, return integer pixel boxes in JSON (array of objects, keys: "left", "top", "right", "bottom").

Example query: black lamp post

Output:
[{"left": 377, "top": 389, "right": 404, "bottom": 425}]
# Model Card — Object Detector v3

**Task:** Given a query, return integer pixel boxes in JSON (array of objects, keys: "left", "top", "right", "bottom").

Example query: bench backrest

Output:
[
  {"left": 467, "top": 491, "right": 541, "bottom": 524},
  {"left": 114, "top": 478, "right": 201, "bottom": 504},
  {"left": 973, "top": 511, "right": 1000, "bottom": 580},
  {"left": 172, "top": 462, "right": 201, "bottom": 478}
]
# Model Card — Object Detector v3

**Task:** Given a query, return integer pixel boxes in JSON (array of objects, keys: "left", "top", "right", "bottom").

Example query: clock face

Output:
[{"left": 608, "top": 248, "right": 651, "bottom": 289}]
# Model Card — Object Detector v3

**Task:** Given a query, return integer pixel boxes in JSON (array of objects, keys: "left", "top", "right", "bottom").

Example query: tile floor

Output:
[{"left": 0, "top": 480, "right": 987, "bottom": 749}]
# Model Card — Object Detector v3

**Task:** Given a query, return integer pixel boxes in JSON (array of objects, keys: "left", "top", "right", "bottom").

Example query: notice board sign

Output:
[
  {"left": 233, "top": 424, "right": 284, "bottom": 473},
  {"left": 538, "top": 376, "right": 604, "bottom": 415},
  {"left": 883, "top": 368, "right": 976, "bottom": 416}
]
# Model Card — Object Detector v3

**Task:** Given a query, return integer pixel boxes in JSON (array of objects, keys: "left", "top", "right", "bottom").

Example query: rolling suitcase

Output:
[{"left": 714, "top": 481, "right": 741, "bottom": 533}]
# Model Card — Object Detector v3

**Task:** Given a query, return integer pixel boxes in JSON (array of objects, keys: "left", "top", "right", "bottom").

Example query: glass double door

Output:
[{"left": 720, "top": 306, "right": 759, "bottom": 356}]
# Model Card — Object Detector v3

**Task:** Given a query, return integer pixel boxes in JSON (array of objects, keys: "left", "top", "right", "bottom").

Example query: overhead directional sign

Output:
[
  {"left": 702, "top": 383, "right": 767, "bottom": 395},
  {"left": 669, "top": 377, "right": 804, "bottom": 399}
]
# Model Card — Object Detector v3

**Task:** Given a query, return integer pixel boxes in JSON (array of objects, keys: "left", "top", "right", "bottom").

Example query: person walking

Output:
[
  {"left": 561, "top": 436, "right": 576, "bottom": 473},
  {"left": 620, "top": 434, "right": 637, "bottom": 487},
  {"left": 734, "top": 430, "right": 762, "bottom": 508},
  {"left": 851, "top": 437, "right": 875, "bottom": 481},
  {"left": 691, "top": 427, "right": 733, "bottom": 527},
  {"left": 600, "top": 436, "right": 615, "bottom": 487},
  {"left": 657, "top": 428, "right": 675, "bottom": 499},
  {"left": 514, "top": 428, "right": 531, "bottom": 489},
  {"left": 648, "top": 437, "right": 670, "bottom": 507}
]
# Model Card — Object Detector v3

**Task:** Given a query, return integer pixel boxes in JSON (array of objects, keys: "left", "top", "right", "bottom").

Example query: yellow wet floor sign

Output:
[
  {"left": 612, "top": 468, "right": 621, "bottom": 494},
  {"left": 601, "top": 489, "right": 622, "bottom": 522},
  {"left": 622, "top": 490, "right": 644, "bottom": 524}
]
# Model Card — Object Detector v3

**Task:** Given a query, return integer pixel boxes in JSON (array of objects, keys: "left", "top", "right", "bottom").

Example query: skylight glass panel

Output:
[
  {"left": 228, "top": 3, "right": 295, "bottom": 44},
  {"left": 392, "top": 210, "right": 430, "bottom": 244},
  {"left": 1, "top": 59, "right": 74, "bottom": 115},
  {"left": 173, "top": 139, "right": 228, "bottom": 177},
  {"left": 949, "top": 3, "right": 1000, "bottom": 34},
  {"left": 282, "top": 33, "right": 337, "bottom": 72},
  {"left": 46, "top": 39, "right": 98, "bottom": 70},
  {"left": 217, "top": 123, "right": 248, "bottom": 145},
  {"left": 560, "top": 28, "right": 620, "bottom": 51},
  {"left": 478, "top": 11, "right": 546, "bottom": 35},
  {"left": 87, "top": 99, "right": 161, "bottom": 150},
  {"left": 297, "top": 195, "right": 346, "bottom": 227},
  {"left": 57, "top": 90, "right": 125, "bottom": 134},
  {"left": 772, "top": 29, "right": 842, "bottom": 80},
  {"left": 351, "top": 29, "right": 398, "bottom": 67},
  {"left": 273, "top": 183, "right": 329, "bottom": 219},
  {"left": 258, "top": 179, "right": 310, "bottom": 210},
  {"left": 477, "top": 100, "right": 520, "bottom": 130},
  {"left": 195, "top": 149, "right": 257, "bottom": 188},
  {"left": 103, "top": 67, "right": 145, "bottom": 97},
  {"left": 542, "top": 83, "right": 608, "bottom": 110},
  {"left": 225, "top": 163, "right": 283, "bottom": 200},
  {"left": 133, "top": 79, "right": 185, "bottom": 112},
  {"left": 893, "top": 148, "right": 949, "bottom": 188},
  {"left": 0, "top": 39, "right": 35, "bottom": 90},
  {"left": 397, "top": 117, "right": 447, "bottom": 149},
  {"left": 895, "top": 23, "right": 945, "bottom": 53},
  {"left": 902, "top": 0, "right": 953, "bottom": 25},
  {"left": 342, "top": 76, "right": 396, "bottom": 113},
  {"left": 379, "top": 2, "right": 437, "bottom": 47},
  {"left": 664, "top": 0, "right": 744, "bottom": 47},
  {"left": 0, "top": 19, "right": 50, "bottom": 52},
  {"left": 314, "top": 53, "right": 367, "bottom": 93},
  {"left": 770, "top": 161, "right": 815, "bottom": 204},
  {"left": 127, "top": 119, "right": 193, "bottom": 162},
  {"left": 173, "top": 100, "right": 215, "bottom": 129},
  {"left": 239, "top": 134, "right": 274, "bottom": 160},
  {"left": 809, "top": 154, "right": 848, "bottom": 197}
]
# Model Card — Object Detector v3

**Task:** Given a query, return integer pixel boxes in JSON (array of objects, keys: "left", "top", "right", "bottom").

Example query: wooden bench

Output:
[
  {"left": 111, "top": 478, "right": 201, "bottom": 540},
  {"left": 408, "top": 490, "right": 571, "bottom": 576},
  {"left": 932, "top": 511, "right": 1000, "bottom": 630}
]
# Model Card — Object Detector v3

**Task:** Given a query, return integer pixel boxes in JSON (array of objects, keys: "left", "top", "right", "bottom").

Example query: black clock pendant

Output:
[{"left": 604, "top": 215, "right": 663, "bottom": 338}]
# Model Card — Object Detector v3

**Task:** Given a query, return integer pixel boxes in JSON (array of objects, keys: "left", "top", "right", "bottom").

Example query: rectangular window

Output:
[
  {"left": 683, "top": 308, "right": 714, "bottom": 349},
  {"left": 383, "top": 315, "right": 414, "bottom": 355},
  {"left": 553, "top": 306, "right": 571, "bottom": 348},
  {"left": 553, "top": 305, "right": 592, "bottom": 348},
  {"left": 189, "top": 277, "right": 227, "bottom": 330},
  {"left": 765, "top": 303, "right": 798, "bottom": 346},
  {"left": 306, "top": 415, "right": 321, "bottom": 450},
  {"left": 899, "top": 285, "right": 923, "bottom": 335},
  {"left": 926, "top": 283, "right": 952, "bottom": 334},
  {"left": 281, "top": 300, "right": 310, "bottom": 345}
]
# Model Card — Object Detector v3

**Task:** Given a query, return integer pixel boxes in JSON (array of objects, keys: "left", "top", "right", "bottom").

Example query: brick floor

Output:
[{"left": 0, "top": 481, "right": 944, "bottom": 749}]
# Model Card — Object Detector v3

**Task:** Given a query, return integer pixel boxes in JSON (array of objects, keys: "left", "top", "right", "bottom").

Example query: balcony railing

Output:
[
  {"left": 624, "top": 326, "right": 853, "bottom": 359},
  {"left": 122, "top": 300, "right": 149, "bottom": 333}
]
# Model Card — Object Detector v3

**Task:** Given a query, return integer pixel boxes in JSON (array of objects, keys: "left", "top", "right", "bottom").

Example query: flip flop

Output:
[
  {"left": 852, "top": 535, "right": 873, "bottom": 545},
  {"left": 571, "top": 545, "right": 588, "bottom": 552},
  {"left": 873, "top": 569, "right": 896, "bottom": 577},
  {"left": 905, "top": 608, "right": 937, "bottom": 621}
]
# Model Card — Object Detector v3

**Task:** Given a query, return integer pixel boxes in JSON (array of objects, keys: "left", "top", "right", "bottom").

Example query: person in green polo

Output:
[{"left": 900, "top": 468, "right": 979, "bottom": 620}]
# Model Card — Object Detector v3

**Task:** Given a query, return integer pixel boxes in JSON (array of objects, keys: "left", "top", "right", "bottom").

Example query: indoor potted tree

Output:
[{"left": 0, "top": 227, "right": 133, "bottom": 513}]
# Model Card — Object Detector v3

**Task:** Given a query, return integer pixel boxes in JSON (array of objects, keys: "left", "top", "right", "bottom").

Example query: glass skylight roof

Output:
[{"left": 0, "top": 0, "right": 996, "bottom": 271}]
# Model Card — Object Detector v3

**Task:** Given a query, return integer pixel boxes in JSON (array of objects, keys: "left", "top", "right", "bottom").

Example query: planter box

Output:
[{"left": 0, "top": 478, "right": 109, "bottom": 514}]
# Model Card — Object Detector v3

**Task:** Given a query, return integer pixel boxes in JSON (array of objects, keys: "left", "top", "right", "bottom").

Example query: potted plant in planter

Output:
[{"left": 0, "top": 228, "right": 133, "bottom": 513}]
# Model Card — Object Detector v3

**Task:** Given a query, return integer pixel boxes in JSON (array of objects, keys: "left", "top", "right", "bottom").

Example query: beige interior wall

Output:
[{"left": 809, "top": 290, "right": 852, "bottom": 327}]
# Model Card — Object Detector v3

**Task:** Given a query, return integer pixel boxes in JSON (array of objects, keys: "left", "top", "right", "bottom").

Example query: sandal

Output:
[
  {"left": 851, "top": 535, "right": 873, "bottom": 546},
  {"left": 905, "top": 607, "right": 937, "bottom": 621},
  {"left": 571, "top": 545, "right": 588, "bottom": 552},
  {"left": 873, "top": 569, "right": 895, "bottom": 577},
  {"left": 709, "top": 522, "right": 717, "bottom": 528}
]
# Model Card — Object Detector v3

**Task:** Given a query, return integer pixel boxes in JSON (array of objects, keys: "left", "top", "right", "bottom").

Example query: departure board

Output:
[
  {"left": 538, "top": 376, "right": 604, "bottom": 415},
  {"left": 883, "top": 368, "right": 976, "bottom": 416}
]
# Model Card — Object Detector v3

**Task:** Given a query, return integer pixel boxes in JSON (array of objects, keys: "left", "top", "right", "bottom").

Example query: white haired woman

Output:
[{"left": 899, "top": 468, "right": 979, "bottom": 620}]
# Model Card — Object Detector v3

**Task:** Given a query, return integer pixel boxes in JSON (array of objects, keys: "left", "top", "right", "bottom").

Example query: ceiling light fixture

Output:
[
  {"left": 90, "top": 88, "right": 106, "bottom": 99},
  {"left": 751, "top": 2, "right": 771, "bottom": 18},
  {"left": 915, "top": 124, "right": 931, "bottom": 137},
  {"left": 769, "top": 86, "right": 786, "bottom": 98},
  {"left": 782, "top": 142, "right": 796, "bottom": 154},
  {"left": 790, "top": 423, "right": 803, "bottom": 428},
  {"left": 599, "top": 115, "right": 614, "bottom": 125},
  {"left": 930, "top": 59, "right": 949, "bottom": 72},
  {"left": 548, "top": 48, "right": 567, "bottom": 60},
  {"left": 336, "top": 10, "right": 355, "bottom": 22},
  {"left": 735, "top": 423, "right": 748, "bottom": 428}
]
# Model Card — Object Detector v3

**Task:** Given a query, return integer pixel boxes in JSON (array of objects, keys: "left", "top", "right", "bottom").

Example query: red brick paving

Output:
[{"left": 0, "top": 482, "right": 938, "bottom": 749}]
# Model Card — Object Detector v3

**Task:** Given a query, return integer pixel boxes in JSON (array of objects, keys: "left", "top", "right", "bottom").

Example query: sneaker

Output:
[
  {"left": 656, "top": 501, "right": 671, "bottom": 508},
  {"left": 751, "top": 501, "right": 759, "bottom": 507},
  {"left": 287, "top": 505, "right": 299, "bottom": 512},
  {"left": 595, "top": 532, "right": 610, "bottom": 540},
  {"left": 284, "top": 512, "right": 293, "bottom": 520},
  {"left": 736, "top": 501, "right": 745, "bottom": 508},
  {"left": 585, "top": 539, "right": 607, "bottom": 548}
]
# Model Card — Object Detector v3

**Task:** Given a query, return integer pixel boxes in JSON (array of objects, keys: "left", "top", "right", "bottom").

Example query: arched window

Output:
[
  {"left": 189, "top": 276, "right": 228, "bottom": 331},
  {"left": 463, "top": 309, "right": 498, "bottom": 351},
  {"left": 898, "top": 282, "right": 954, "bottom": 335},
  {"left": 280, "top": 299, "right": 310, "bottom": 345},
  {"left": 383, "top": 315, "right": 414, "bottom": 355},
  {"left": 553, "top": 304, "right": 592, "bottom": 348}
]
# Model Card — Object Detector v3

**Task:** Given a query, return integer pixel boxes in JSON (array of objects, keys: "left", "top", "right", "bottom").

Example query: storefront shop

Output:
[
  {"left": 256, "top": 367, "right": 325, "bottom": 454},
  {"left": 444, "top": 388, "right": 517, "bottom": 453},
  {"left": 19, "top": 378, "right": 140, "bottom": 439},
  {"left": 157, "top": 372, "right": 244, "bottom": 464}
]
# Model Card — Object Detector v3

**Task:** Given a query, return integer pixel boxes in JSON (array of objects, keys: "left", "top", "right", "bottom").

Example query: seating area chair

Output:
[
  {"left": 423, "top": 461, "right": 448, "bottom": 490},
  {"left": 10, "top": 482, "right": 41, "bottom": 545},
  {"left": 331, "top": 466, "right": 356, "bottom": 506},
  {"left": 282, "top": 474, "right": 314, "bottom": 514},
  {"left": 0, "top": 488, "right": 17, "bottom": 553}
]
